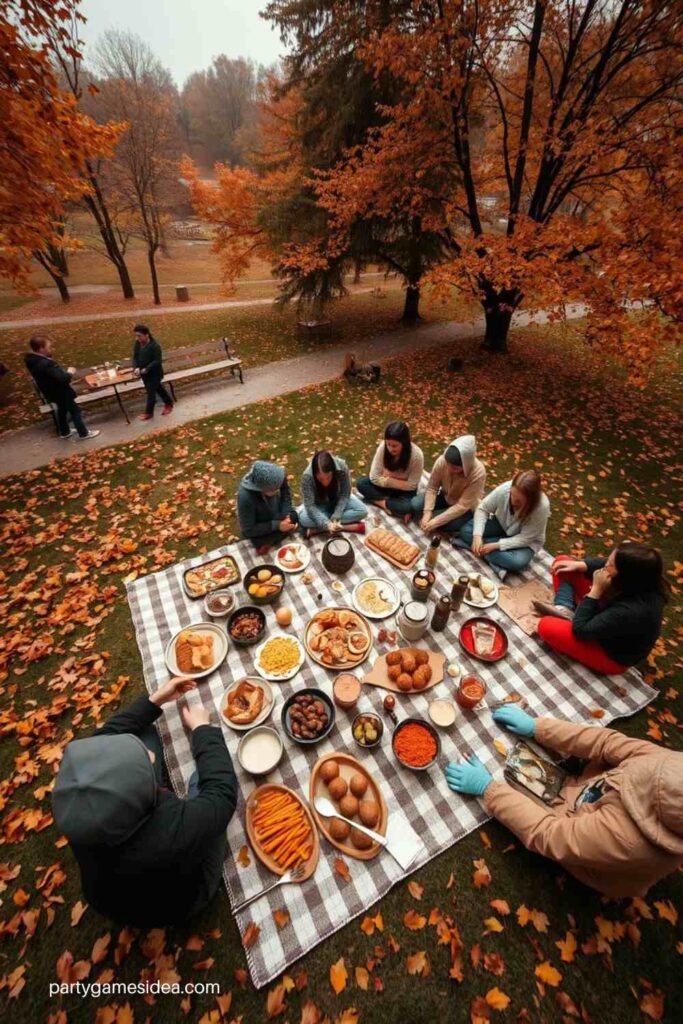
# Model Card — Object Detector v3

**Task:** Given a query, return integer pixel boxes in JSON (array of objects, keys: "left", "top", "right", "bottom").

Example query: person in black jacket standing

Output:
[
  {"left": 51, "top": 677, "right": 237, "bottom": 927},
  {"left": 132, "top": 324, "right": 174, "bottom": 421},
  {"left": 24, "top": 336, "right": 100, "bottom": 440}
]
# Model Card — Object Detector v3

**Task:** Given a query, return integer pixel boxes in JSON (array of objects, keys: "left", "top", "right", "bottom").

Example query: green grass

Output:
[
  {"left": 0, "top": 289, "right": 474, "bottom": 434},
  {"left": 0, "top": 320, "right": 681, "bottom": 1023}
]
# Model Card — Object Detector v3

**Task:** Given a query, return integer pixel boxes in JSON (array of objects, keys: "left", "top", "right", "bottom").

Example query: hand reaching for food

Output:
[
  {"left": 181, "top": 704, "right": 211, "bottom": 731},
  {"left": 444, "top": 755, "right": 492, "bottom": 797},
  {"left": 150, "top": 677, "right": 197, "bottom": 706}
]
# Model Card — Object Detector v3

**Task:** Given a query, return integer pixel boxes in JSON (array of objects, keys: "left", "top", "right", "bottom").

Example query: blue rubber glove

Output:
[
  {"left": 444, "top": 755, "right": 492, "bottom": 797},
  {"left": 492, "top": 704, "right": 536, "bottom": 737}
]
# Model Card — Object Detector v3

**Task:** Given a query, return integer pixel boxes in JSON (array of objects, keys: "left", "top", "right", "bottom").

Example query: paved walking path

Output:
[{"left": 0, "top": 303, "right": 587, "bottom": 479}]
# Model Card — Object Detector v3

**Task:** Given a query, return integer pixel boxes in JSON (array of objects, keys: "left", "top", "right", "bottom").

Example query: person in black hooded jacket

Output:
[
  {"left": 132, "top": 324, "right": 174, "bottom": 421},
  {"left": 24, "top": 335, "right": 99, "bottom": 440},
  {"left": 52, "top": 677, "right": 237, "bottom": 927}
]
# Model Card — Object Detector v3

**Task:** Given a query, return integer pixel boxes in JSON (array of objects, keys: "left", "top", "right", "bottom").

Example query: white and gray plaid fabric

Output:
[{"left": 126, "top": 518, "right": 656, "bottom": 988}]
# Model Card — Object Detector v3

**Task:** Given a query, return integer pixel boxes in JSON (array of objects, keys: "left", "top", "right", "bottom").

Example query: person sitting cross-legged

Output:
[
  {"left": 411, "top": 434, "right": 486, "bottom": 534},
  {"left": 458, "top": 469, "right": 550, "bottom": 580},
  {"left": 532, "top": 542, "right": 667, "bottom": 675},
  {"left": 237, "top": 460, "right": 299, "bottom": 555},
  {"left": 299, "top": 450, "right": 367, "bottom": 538},
  {"left": 356, "top": 420, "right": 424, "bottom": 522},
  {"left": 51, "top": 678, "right": 237, "bottom": 928},
  {"left": 444, "top": 705, "right": 683, "bottom": 899}
]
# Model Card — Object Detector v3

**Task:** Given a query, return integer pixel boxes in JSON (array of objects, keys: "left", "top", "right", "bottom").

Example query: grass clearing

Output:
[{"left": 0, "top": 320, "right": 680, "bottom": 1023}]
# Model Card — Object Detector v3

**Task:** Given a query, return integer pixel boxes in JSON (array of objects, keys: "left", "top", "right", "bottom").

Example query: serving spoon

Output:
[{"left": 314, "top": 796, "right": 388, "bottom": 848}]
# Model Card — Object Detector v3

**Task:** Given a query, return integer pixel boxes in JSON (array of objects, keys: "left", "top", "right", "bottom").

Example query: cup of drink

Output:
[
  {"left": 456, "top": 675, "right": 487, "bottom": 710},
  {"left": 472, "top": 621, "right": 497, "bottom": 657}
]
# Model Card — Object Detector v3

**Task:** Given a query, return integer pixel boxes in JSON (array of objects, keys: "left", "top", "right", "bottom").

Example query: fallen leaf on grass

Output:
[
  {"left": 555, "top": 931, "right": 577, "bottom": 963},
  {"left": 480, "top": 830, "right": 492, "bottom": 849},
  {"left": 485, "top": 986, "right": 511, "bottom": 1011},
  {"left": 406, "top": 951, "right": 430, "bottom": 976},
  {"left": 193, "top": 957, "right": 215, "bottom": 971},
  {"left": 360, "top": 912, "right": 383, "bottom": 935},
  {"left": 653, "top": 899, "right": 678, "bottom": 925},
  {"left": 483, "top": 917, "right": 504, "bottom": 934},
  {"left": 639, "top": 990, "right": 665, "bottom": 1021},
  {"left": 408, "top": 880, "right": 424, "bottom": 900},
  {"left": 403, "top": 909, "right": 427, "bottom": 930},
  {"left": 234, "top": 967, "right": 248, "bottom": 987},
  {"left": 489, "top": 899, "right": 510, "bottom": 916},
  {"left": 470, "top": 943, "right": 482, "bottom": 968},
  {"left": 243, "top": 922, "right": 260, "bottom": 949},
  {"left": 589, "top": 709, "right": 605, "bottom": 718},
  {"left": 335, "top": 1010, "right": 359, "bottom": 1024},
  {"left": 334, "top": 858, "right": 351, "bottom": 883},
  {"left": 216, "top": 993, "right": 232, "bottom": 1017},
  {"left": 13, "top": 888, "right": 30, "bottom": 908},
  {"left": 300, "top": 1000, "right": 321, "bottom": 1024},
  {"left": 388, "top": 933, "right": 400, "bottom": 953},
  {"left": 483, "top": 953, "right": 505, "bottom": 977},
  {"left": 516, "top": 905, "right": 549, "bottom": 932},
  {"left": 472, "top": 859, "right": 492, "bottom": 888},
  {"left": 535, "top": 961, "right": 562, "bottom": 987},
  {"left": 56, "top": 950, "right": 91, "bottom": 984},
  {"left": 330, "top": 958, "right": 348, "bottom": 994},
  {"left": 355, "top": 966, "right": 369, "bottom": 991},
  {"left": 185, "top": 934, "right": 204, "bottom": 951},
  {"left": 91, "top": 934, "right": 111, "bottom": 964},
  {"left": 237, "top": 844, "right": 251, "bottom": 867},
  {"left": 273, "top": 909, "right": 290, "bottom": 930},
  {"left": 555, "top": 990, "right": 580, "bottom": 1017},
  {"left": 266, "top": 981, "right": 287, "bottom": 1018}
]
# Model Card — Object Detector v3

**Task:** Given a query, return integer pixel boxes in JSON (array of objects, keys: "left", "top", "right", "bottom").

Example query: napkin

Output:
[{"left": 383, "top": 813, "right": 425, "bottom": 871}]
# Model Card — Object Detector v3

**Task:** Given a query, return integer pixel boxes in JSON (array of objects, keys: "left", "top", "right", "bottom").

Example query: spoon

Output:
[{"left": 314, "top": 796, "right": 388, "bottom": 848}]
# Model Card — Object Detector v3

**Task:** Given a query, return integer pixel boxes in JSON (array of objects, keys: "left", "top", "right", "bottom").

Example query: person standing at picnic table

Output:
[
  {"left": 237, "top": 460, "right": 298, "bottom": 555},
  {"left": 132, "top": 324, "right": 173, "bottom": 421},
  {"left": 457, "top": 470, "right": 550, "bottom": 580},
  {"left": 356, "top": 420, "right": 424, "bottom": 521},
  {"left": 532, "top": 542, "right": 667, "bottom": 674},
  {"left": 24, "top": 335, "right": 100, "bottom": 440},
  {"left": 51, "top": 677, "right": 237, "bottom": 926},
  {"left": 411, "top": 434, "right": 486, "bottom": 534},
  {"left": 299, "top": 450, "right": 367, "bottom": 537},
  {"left": 445, "top": 705, "right": 683, "bottom": 898}
]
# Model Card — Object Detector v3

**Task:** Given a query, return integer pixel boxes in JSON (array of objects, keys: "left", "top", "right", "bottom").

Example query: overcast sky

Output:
[{"left": 78, "top": 0, "right": 287, "bottom": 86}]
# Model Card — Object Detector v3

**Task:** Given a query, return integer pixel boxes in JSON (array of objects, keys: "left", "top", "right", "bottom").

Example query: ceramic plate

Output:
[
  {"left": 219, "top": 676, "right": 275, "bottom": 731},
  {"left": 352, "top": 576, "right": 401, "bottom": 619},
  {"left": 253, "top": 633, "right": 306, "bottom": 681},
  {"left": 463, "top": 572, "right": 499, "bottom": 609},
  {"left": 275, "top": 542, "right": 311, "bottom": 574},
  {"left": 164, "top": 621, "right": 229, "bottom": 678}
]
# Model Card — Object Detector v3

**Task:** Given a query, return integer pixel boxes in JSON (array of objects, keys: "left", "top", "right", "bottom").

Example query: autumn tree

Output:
[
  {"left": 0, "top": 0, "right": 121, "bottom": 292},
  {"left": 92, "top": 31, "right": 182, "bottom": 305},
  {"left": 303, "top": 0, "right": 683, "bottom": 368},
  {"left": 181, "top": 56, "right": 264, "bottom": 166}
]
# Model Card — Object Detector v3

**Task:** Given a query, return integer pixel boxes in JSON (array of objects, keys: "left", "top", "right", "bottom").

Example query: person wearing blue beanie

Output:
[{"left": 237, "top": 460, "right": 299, "bottom": 554}]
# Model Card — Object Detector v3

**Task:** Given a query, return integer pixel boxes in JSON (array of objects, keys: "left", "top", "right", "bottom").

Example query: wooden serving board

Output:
[
  {"left": 365, "top": 530, "right": 421, "bottom": 571},
  {"left": 363, "top": 648, "right": 446, "bottom": 694},
  {"left": 245, "top": 783, "right": 319, "bottom": 879},
  {"left": 304, "top": 606, "right": 373, "bottom": 671},
  {"left": 310, "top": 752, "right": 388, "bottom": 861}
]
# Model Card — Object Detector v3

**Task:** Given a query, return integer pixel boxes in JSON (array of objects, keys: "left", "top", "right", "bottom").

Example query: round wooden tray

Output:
[
  {"left": 309, "top": 751, "right": 388, "bottom": 861},
  {"left": 304, "top": 606, "right": 373, "bottom": 671},
  {"left": 363, "top": 647, "right": 445, "bottom": 694},
  {"left": 245, "top": 783, "right": 319, "bottom": 879}
]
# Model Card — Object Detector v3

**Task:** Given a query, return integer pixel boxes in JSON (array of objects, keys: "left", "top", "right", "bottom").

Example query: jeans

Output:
[
  {"left": 298, "top": 494, "right": 367, "bottom": 530},
  {"left": 410, "top": 491, "right": 473, "bottom": 533},
  {"left": 356, "top": 477, "right": 417, "bottom": 516},
  {"left": 139, "top": 731, "right": 227, "bottom": 913},
  {"left": 458, "top": 517, "right": 534, "bottom": 573},
  {"left": 144, "top": 379, "right": 173, "bottom": 415},
  {"left": 56, "top": 395, "right": 88, "bottom": 438}
]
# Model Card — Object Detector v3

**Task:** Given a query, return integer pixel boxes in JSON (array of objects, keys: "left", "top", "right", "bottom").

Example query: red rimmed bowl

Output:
[{"left": 459, "top": 616, "right": 508, "bottom": 663}]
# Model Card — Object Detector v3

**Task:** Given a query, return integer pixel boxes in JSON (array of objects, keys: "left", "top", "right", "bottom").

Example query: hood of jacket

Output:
[
  {"left": 620, "top": 750, "right": 683, "bottom": 854},
  {"left": 446, "top": 434, "right": 477, "bottom": 475},
  {"left": 240, "top": 460, "right": 286, "bottom": 493},
  {"left": 52, "top": 734, "right": 157, "bottom": 847}
]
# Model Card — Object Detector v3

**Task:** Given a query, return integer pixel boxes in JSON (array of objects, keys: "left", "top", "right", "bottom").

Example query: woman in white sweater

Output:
[
  {"left": 458, "top": 469, "right": 550, "bottom": 578},
  {"left": 356, "top": 421, "right": 424, "bottom": 521}
]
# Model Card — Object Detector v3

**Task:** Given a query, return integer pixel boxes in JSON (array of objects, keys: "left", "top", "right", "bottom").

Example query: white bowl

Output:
[{"left": 237, "top": 725, "right": 284, "bottom": 776}]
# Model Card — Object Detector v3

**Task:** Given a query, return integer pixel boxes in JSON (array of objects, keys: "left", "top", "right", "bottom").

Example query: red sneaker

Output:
[
  {"left": 356, "top": 521, "right": 366, "bottom": 534},
  {"left": 162, "top": 405, "right": 173, "bottom": 416},
  {"left": 138, "top": 413, "right": 153, "bottom": 421}
]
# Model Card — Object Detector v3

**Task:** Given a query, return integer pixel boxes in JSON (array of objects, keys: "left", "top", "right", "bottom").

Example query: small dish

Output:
[
  {"left": 281, "top": 688, "right": 336, "bottom": 745},
  {"left": 276, "top": 542, "right": 311, "bottom": 574},
  {"left": 237, "top": 725, "right": 284, "bottom": 775},
  {"left": 428, "top": 698, "right": 456, "bottom": 728},
  {"left": 459, "top": 616, "right": 508, "bottom": 663},
  {"left": 351, "top": 712, "right": 384, "bottom": 750},
  {"left": 392, "top": 717, "right": 441, "bottom": 771},
  {"left": 352, "top": 576, "right": 401, "bottom": 619},
  {"left": 203, "top": 589, "right": 235, "bottom": 619},
  {"left": 227, "top": 605, "right": 267, "bottom": 647},
  {"left": 254, "top": 633, "right": 306, "bottom": 681},
  {"left": 243, "top": 564, "right": 285, "bottom": 605},
  {"left": 164, "top": 621, "right": 228, "bottom": 679}
]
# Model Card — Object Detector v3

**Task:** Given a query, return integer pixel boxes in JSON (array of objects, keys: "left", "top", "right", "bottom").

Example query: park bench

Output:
[{"left": 33, "top": 338, "right": 244, "bottom": 431}]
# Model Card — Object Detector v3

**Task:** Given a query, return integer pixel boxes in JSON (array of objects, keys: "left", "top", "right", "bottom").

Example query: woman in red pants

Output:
[{"left": 533, "top": 543, "right": 667, "bottom": 674}]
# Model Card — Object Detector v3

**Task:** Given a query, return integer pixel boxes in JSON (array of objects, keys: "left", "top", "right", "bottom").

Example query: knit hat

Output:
[
  {"left": 444, "top": 445, "right": 463, "bottom": 467},
  {"left": 241, "top": 460, "right": 286, "bottom": 493},
  {"left": 52, "top": 734, "right": 157, "bottom": 847}
]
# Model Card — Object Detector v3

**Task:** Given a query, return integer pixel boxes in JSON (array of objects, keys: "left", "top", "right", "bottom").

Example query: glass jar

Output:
[
  {"left": 425, "top": 536, "right": 441, "bottom": 569},
  {"left": 411, "top": 568, "right": 435, "bottom": 602},
  {"left": 430, "top": 595, "right": 451, "bottom": 632},
  {"left": 450, "top": 574, "right": 469, "bottom": 612},
  {"left": 397, "top": 600, "right": 429, "bottom": 642}
]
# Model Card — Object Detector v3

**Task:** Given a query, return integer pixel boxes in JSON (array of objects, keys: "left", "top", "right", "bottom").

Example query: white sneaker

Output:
[
  {"left": 494, "top": 568, "right": 507, "bottom": 582},
  {"left": 73, "top": 430, "right": 101, "bottom": 441},
  {"left": 59, "top": 431, "right": 76, "bottom": 440}
]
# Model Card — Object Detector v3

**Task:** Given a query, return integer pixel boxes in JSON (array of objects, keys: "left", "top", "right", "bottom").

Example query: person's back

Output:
[{"left": 24, "top": 348, "right": 72, "bottom": 402}]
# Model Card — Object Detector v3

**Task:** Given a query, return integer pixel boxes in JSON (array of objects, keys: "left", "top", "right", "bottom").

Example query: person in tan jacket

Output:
[
  {"left": 445, "top": 705, "right": 683, "bottom": 898},
  {"left": 411, "top": 434, "right": 486, "bottom": 534}
]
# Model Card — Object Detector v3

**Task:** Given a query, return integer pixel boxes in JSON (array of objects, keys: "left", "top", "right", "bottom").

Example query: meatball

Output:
[
  {"left": 412, "top": 665, "right": 430, "bottom": 690},
  {"left": 414, "top": 649, "right": 429, "bottom": 666},
  {"left": 328, "top": 776, "right": 348, "bottom": 801},
  {"left": 396, "top": 673, "right": 414, "bottom": 692},
  {"left": 358, "top": 799, "right": 379, "bottom": 828},
  {"left": 388, "top": 665, "right": 402, "bottom": 682},
  {"left": 350, "top": 827, "right": 374, "bottom": 851},
  {"left": 349, "top": 772, "right": 369, "bottom": 798},
  {"left": 340, "top": 794, "right": 359, "bottom": 818},
  {"left": 329, "top": 818, "right": 351, "bottom": 842},
  {"left": 386, "top": 651, "right": 402, "bottom": 666},
  {"left": 400, "top": 652, "right": 417, "bottom": 673},
  {"left": 320, "top": 760, "right": 340, "bottom": 784}
]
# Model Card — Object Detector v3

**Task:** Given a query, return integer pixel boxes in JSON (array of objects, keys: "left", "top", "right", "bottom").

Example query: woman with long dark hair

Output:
[
  {"left": 356, "top": 421, "right": 424, "bottom": 521},
  {"left": 458, "top": 469, "right": 550, "bottom": 579},
  {"left": 533, "top": 542, "right": 668, "bottom": 674},
  {"left": 299, "top": 451, "right": 367, "bottom": 537},
  {"left": 132, "top": 324, "right": 173, "bottom": 421}
]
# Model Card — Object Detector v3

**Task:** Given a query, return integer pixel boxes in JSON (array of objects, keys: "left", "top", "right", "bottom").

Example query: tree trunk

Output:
[
  {"left": 402, "top": 284, "right": 421, "bottom": 323},
  {"left": 33, "top": 251, "right": 70, "bottom": 302},
  {"left": 483, "top": 305, "right": 512, "bottom": 352},
  {"left": 82, "top": 167, "right": 136, "bottom": 300},
  {"left": 148, "top": 248, "right": 161, "bottom": 305},
  {"left": 53, "top": 274, "right": 71, "bottom": 303}
]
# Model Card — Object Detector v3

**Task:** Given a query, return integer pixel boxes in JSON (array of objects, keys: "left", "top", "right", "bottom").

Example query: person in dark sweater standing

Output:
[
  {"left": 132, "top": 324, "right": 173, "bottom": 422},
  {"left": 24, "top": 336, "right": 100, "bottom": 440},
  {"left": 51, "top": 677, "right": 237, "bottom": 927},
  {"left": 533, "top": 543, "right": 667, "bottom": 674}
]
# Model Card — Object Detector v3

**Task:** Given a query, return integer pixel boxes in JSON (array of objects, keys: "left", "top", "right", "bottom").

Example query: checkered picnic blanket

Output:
[{"left": 126, "top": 520, "right": 656, "bottom": 988}]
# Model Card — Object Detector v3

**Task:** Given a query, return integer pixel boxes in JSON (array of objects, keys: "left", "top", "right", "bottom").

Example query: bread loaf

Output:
[{"left": 367, "top": 527, "right": 419, "bottom": 566}]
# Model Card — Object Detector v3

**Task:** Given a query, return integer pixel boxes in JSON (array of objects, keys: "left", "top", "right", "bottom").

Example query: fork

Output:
[{"left": 232, "top": 863, "right": 306, "bottom": 913}]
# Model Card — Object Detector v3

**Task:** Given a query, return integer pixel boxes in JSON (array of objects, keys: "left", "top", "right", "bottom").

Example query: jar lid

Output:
[
  {"left": 327, "top": 538, "right": 350, "bottom": 557},
  {"left": 404, "top": 601, "right": 428, "bottom": 622}
]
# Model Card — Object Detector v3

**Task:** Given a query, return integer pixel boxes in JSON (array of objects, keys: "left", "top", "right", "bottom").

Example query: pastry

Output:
[
  {"left": 366, "top": 527, "right": 419, "bottom": 567},
  {"left": 224, "top": 679, "right": 264, "bottom": 724},
  {"left": 175, "top": 630, "right": 214, "bottom": 673}
]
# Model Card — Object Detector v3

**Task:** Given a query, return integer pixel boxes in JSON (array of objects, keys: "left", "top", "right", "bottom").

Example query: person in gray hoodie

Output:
[
  {"left": 237, "top": 460, "right": 298, "bottom": 554},
  {"left": 298, "top": 450, "right": 367, "bottom": 537},
  {"left": 411, "top": 434, "right": 486, "bottom": 533},
  {"left": 51, "top": 677, "right": 237, "bottom": 927}
]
